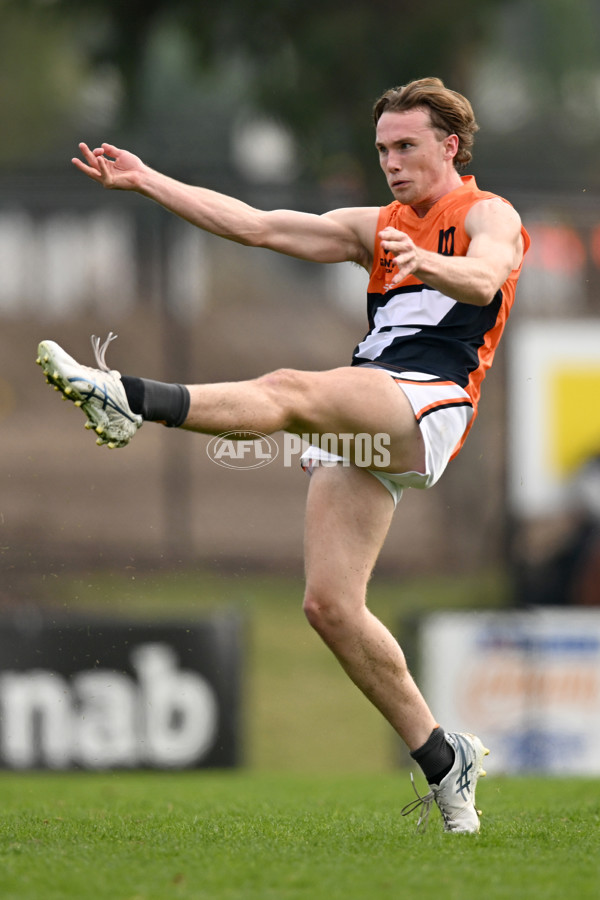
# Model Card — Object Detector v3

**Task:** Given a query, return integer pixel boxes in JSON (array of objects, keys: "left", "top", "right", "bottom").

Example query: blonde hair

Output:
[{"left": 373, "top": 77, "right": 479, "bottom": 171}]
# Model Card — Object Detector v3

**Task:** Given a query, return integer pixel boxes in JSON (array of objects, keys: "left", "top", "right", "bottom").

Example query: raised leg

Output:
[{"left": 184, "top": 365, "right": 425, "bottom": 473}]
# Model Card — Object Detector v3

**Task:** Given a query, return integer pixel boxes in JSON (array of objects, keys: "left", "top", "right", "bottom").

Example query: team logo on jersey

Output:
[{"left": 438, "top": 226, "right": 456, "bottom": 256}]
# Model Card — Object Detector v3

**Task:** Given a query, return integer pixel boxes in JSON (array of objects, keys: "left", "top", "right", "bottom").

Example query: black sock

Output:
[
  {"left": 410, "top": 726, "right": 455, "bottom": 786},
  {"left": 121, "top": 375, "right": 190, "bottom": 428}
]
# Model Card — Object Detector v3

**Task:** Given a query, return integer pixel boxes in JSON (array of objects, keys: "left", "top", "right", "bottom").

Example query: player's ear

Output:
[{"left": 443, "top": 134, "right": 459, "bottom": 162}]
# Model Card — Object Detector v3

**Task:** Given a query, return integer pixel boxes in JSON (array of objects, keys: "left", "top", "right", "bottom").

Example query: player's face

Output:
[{"left": 375, "top": 108, "right": 459, "bottom": 211}]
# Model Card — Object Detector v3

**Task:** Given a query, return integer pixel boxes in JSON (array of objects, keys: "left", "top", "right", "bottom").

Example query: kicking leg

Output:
[
  {"left": 38, "top": 333, "right": 424, "bottom": 472},
  {"left": 181, "top": 366, "right": 425, "bottom": 473}
]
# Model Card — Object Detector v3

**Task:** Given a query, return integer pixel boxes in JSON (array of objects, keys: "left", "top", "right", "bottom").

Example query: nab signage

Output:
[{"left": 0, "top": 616, "right": 242, "bottom": 770}]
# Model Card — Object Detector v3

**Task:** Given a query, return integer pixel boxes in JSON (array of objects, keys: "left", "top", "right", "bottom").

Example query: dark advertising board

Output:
[{"left": 0, "top": 615, "right": 243, "bottom": 770}]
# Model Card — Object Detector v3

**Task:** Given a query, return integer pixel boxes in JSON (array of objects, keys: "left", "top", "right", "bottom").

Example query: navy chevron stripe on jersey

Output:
[{"left": 352, "top": 284, "right": 503, "bottom": 388}]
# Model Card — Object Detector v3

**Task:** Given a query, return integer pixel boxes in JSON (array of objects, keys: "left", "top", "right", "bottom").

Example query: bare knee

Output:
[
  {"left": 303, "top": 585, "right": 356, "bottom": 641},
  {"left": 255, "top": 368, "right": 313, "bottom": 424},
  {"left": 256, "top": 368, "right": 306, "bottom": 397}
]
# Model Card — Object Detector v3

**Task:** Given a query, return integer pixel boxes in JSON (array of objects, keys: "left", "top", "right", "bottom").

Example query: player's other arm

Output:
[
  {"left": 380, "top": 198, "right": 524, "bottom": 306},
  {"left": 72, "top": 142, "right": 377, "bottom": 269}
]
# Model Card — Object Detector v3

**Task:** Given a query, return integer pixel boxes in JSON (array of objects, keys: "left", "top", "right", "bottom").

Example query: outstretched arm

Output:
[
  {"left": 379, "top": 198, "right": 525, "bottom": 306},
  {"left": 72, "top": 142, "right": 377, "bottom": 269}
]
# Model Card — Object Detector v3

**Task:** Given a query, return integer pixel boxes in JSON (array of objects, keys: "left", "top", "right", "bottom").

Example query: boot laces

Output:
[
  {"left": 91, "top": 332, "right": 118, "bottom": 372},
  {"left": 401, "top": 772, "right": 435, "bottom": 833}
]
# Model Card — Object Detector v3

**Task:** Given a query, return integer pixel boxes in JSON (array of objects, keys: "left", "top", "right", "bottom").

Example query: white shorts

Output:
[{"left": 300, "top": 369, "right": 474, "bottom": 506}]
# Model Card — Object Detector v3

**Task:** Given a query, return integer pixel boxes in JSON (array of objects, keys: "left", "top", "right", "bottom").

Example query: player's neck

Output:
[{"left": 410, "top": 172, "right": 464, "bottom": 218}]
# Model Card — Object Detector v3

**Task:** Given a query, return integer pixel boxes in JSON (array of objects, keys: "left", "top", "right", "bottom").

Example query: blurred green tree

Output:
[
  {"left": 0, "top": 4, "right": 89, "bottom": 164},
  {"left": 5, "top": 0, "right": 600, "bottom": 191},
  {"left": 8, "top": 0, "right": 504, "bottom": 192}
]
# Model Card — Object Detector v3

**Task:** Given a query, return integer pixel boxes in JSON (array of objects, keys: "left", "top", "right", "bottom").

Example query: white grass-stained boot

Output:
[
  {"left": 402, "top": 732, "right": 490, "bottom": 834},
  {"left": 36, "top": 333, "right": 142, "bottom": 449}
]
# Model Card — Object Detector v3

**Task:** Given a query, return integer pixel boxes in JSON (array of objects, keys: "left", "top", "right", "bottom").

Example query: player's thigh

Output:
[
  {"left": 303, "top": 463, "right": 395, "bottom": 608},
  {"left": 288, "top": 366, "right": 411, "bottom": 434},
  {"left": 289, "top": 366, "right": 424, "bottom": 472}
]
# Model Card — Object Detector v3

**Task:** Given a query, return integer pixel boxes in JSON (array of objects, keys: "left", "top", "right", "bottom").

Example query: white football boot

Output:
[
  {"left": 36, "top": 333, "right": 142, "bottom": 449},
  {"left": 402, "top": 732, "right": 490, "bottom": 833}
]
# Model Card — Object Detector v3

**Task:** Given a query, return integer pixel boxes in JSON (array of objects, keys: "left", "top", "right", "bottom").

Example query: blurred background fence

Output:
[
  {"left": 1, "top": 0, "right": 600, "bottom": 593},
  {"left": 2, "top": 175, "right": 599, "bottom": 589}
]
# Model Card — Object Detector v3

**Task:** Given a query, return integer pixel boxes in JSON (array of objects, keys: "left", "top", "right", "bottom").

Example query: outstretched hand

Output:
[{"left": 71, "top": 142, "right": 146, "bottom": 190}]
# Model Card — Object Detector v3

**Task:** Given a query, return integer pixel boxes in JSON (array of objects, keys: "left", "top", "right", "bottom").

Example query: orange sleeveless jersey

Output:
[{"left": 351, "top": 176, "right": 530, "bottom": 452}]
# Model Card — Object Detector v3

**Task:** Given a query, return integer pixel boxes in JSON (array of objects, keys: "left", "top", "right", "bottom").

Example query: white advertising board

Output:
[
  {"left": 420, "top": 608, "right": 600, "bottom": 774},
  {"left": 508, "top": 320, "right": 600, "bottom": 517}
]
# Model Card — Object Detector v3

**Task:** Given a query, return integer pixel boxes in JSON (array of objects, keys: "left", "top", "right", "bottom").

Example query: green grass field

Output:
[
  {"left": 36, "top": 566, "right": 511, "bottom": 772},
  {"left": 0, "top": 771, "right": 598, "bottom": 900},
  {"left": 5, "top": 568, "right": 598, "bottom": 898}
]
